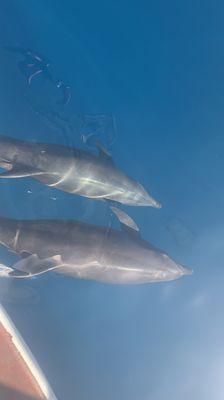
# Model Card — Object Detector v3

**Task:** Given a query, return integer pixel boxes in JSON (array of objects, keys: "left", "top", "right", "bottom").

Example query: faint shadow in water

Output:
[
  {"left": 0, "top": 279, "right": 39, "bottom": 305},
  {"left": 78, "top": 113, "right": 117, "bottom": 151},
  {"left": 164, "top": 217, "right": 196, "bottom": 247}
]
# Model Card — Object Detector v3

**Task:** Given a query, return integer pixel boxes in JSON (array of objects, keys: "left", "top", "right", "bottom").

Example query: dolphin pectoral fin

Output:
[
  {"left": 12, "top": 254, "right": 63, "bottom": 277},
  {"left": 0, "top": 166, "right": 48, "bottom": 178},
  {"left": 20, "top": 251, "right": 33, "bottom": 258},
  {"left": 110, "top": 206, "right": 141, "bottom": 238}
]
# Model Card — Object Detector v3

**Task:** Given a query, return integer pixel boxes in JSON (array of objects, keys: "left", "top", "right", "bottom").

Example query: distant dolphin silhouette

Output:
[
  {"left": 0, "top": 208, "right": 192, "bottom": 284},
  {"left": 4, "top": 46, "right": 71, "bottom": 104},
  {"left": 4, "top": 46, "right": 52, "bottom": 85},
  {"left": 0, "top": 134, "right": 161, "bottom": 207}
]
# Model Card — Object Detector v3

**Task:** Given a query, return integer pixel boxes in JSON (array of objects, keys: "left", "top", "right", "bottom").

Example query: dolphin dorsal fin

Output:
[
  {"left": 20, "top": 251, "right": 33, "bottom": 259},
  {"left": 96, "top": 140, "right": 114, "bottom": 165},
  {"left": 111, "top": 206, "right": 140, "bottom": 238}
]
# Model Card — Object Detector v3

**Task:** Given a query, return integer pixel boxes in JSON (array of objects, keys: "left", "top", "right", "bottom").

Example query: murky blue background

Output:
[{"left": 0, "top": 1, "right": 224, "bottom": 399}]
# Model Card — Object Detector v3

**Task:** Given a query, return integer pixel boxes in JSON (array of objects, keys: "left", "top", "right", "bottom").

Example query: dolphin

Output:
[
  {"left": 4, "top": 46, "right": 52, "bottom": 85},
  {"left": 0, "top": 134, "right": 161, "bottom": 207},
  {"left": 0, "top": 208, "right": 192, "bottom": 284}
]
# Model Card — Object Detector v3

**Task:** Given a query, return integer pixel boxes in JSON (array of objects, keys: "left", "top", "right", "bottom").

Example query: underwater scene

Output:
[{"left": 0, "top": 1, "right": 224, "bottom": 399}]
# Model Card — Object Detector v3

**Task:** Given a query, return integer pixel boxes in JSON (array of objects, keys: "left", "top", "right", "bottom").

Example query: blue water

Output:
[{"left": 0, "top": 1, "right": 224, "bottom": 399}]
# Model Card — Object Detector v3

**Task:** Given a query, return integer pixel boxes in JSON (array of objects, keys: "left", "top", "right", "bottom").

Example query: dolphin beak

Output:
[
  {"left": 152, "top": 199, "right": 162, "bottom": 209},
  {"left": 145, "top": 194, "right": 162, "bottom": 208},
  {"left": 137, "top": 184, "right": 162, "bottom": 208},
  {"left": 178, "top": 264, "right": 193, "bottom": 276}
]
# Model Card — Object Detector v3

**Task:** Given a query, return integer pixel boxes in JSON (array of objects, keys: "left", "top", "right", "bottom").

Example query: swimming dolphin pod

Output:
[
  {"left": 0, "top": 207, "right": 192, "bottom": 284},
  {"left": 1, "top": 46, "right": 193, "bottom": 285},
  {"left": 0, "top": 134, "right": 161, "bottom": 207},
  {"left": 0, "top": 135, "right": 193, "bottom": 284}
]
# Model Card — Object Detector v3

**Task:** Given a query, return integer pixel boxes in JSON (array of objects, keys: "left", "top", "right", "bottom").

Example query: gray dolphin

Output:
[
  {"left": 0, "top": 208, "right": 192, "bottom": 284},
  {"left": 0, "top": 134, "right": 161, "bottom": 207}
]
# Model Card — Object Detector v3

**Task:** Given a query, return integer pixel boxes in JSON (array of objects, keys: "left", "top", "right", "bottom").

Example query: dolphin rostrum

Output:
[
  {"left": 0, "top": 208, "right": 192, "bottom": 284},
  {"left": 0, "top": 134, "right": 161, "bottom": 207}
]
